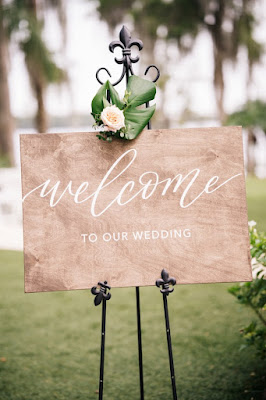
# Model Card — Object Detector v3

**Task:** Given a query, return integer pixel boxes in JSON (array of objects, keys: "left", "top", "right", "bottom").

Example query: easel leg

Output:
[
  {"left": 99, "top": 298, "right": 106, "bottom": 400},
  {"left": 91, "top": 281, "right": 111, "bottom": 400},
  {"left": 156, "top": 269, "right": 178, "bottom": 400},
  {"left": 136, "top": 286, "right": 144, "bottom": 400},
  {"left": 163, "top": 293, "right": 177, "bottom": 400}
]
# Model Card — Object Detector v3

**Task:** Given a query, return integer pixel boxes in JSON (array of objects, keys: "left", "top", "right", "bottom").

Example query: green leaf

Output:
[
  {"left": 108, "top": 84, "right": 124, "bottom": 110},
  {"left": 91, "top": 81, "right": 108, "bottom": 115},
  {"left": 91, "top": 80, "right": 124, "bottom": 116},
  {"left": 124, "top": 105, "right": 156, "bottom": 140},
  {"left": 126, "top": 75, "right": 156, "bottom": 108},
  {"left": 103, "top": 97, "right": 111, "bottom": 108},
  {"left": 124, "top": 76, "right": 156, "bottom": 139}
]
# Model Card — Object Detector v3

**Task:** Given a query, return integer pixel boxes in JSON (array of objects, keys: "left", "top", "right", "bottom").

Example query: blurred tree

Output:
[
  {"left": 0, "top": 0, "right": 66, "bottom": 165},
  {"left": 227, "top": 101, "right": 266, "bottom": 174},
  {"left": 95, "top": 0, "right": 263, "bottom": 124},
  {"left": 20, "top": 0, "right": 66, "bottom": 133},
  {"left": 0, "top": 0, "right": 14, "bottom": 166},
  {"left": 205, "top": 0, "right": 263, "bottom": 122}
]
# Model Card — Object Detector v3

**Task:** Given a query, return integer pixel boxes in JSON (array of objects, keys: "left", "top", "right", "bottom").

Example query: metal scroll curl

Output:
[{"left": 95, "top": 25, "right": 160, "bottom": 86}]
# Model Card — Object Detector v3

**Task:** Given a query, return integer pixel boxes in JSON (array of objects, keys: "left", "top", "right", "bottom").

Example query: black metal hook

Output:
[
  {"left": 95, "top": 67, "right": 112, "bottom": 85},
  {"left": 144, "top": 65, "right": 160, "bottom": 83},
  {"left": 91, "top": 281, "right": 111, "bottom": 306}
]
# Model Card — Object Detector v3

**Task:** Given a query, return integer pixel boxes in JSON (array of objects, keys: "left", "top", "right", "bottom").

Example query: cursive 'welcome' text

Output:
[{"left": 22, "top": 149, "right": 241, "bottom": 217}]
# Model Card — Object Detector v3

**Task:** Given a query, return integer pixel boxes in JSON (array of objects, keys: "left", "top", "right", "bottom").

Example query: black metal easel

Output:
[
  {"left": 156, "top": 269, "right": 178, "bottom": 400},
  {"left": 91, "top": 26, "right": 177, "bottom": 400},
  {"left": 91, "top": 281, "right": 111, "bottom": 400}
]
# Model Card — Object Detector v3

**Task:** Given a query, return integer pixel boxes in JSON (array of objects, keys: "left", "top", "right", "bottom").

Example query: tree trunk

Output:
[
  {"left": 0, "top": 1, "right": 14, "bottom": 166},
  {"left": 26, "top": 0, "right": 48, "bottom": 133},
  {"left": 213, "top": 52, "right": 226, "bottom": 123},
  {"left": 34, "top": 78, "right": 48, "bottom": 133},
  {"left": 208, "top": 0, "right": 227, "bottom": 124},
  {"left": 247, "top": 128, "right": 256, "bottom": 175}
]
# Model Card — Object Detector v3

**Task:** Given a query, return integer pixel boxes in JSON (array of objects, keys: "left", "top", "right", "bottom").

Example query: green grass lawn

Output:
[
  {"left": 246, "top": 177, "right": 266, "bottom": 232},
  {"left": 0, "top": 250, "right": 265, "bottom": 400}
]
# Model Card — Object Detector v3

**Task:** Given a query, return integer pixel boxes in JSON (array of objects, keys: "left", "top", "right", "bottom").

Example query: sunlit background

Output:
[{"left": 0, "top": 2, "right": 266, "bottom": 399}]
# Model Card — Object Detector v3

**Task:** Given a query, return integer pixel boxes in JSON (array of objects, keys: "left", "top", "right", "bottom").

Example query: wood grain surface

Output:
[{"left": 20, "top": 127, "right": 252, "bottom": 293}]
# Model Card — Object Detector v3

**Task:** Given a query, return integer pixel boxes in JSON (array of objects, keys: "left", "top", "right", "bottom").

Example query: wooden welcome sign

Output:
[{"left": 20, "top": 127, "right": 251, "bottom": 293}]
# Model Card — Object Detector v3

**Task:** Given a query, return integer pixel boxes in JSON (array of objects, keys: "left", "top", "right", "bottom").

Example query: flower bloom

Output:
[
  {"left": 101, "top": 105, "right": 125, "bottom": 132},
  {"left": 248, "top": 220, "right": 256, "bottom": 228}
]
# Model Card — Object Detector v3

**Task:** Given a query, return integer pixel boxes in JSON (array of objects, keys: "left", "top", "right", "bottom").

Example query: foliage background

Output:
[{"left": 0, "top": 0, "right": 266, "bottom": 173}]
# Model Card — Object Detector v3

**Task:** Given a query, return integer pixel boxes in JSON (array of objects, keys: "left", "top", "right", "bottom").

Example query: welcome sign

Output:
[{"left": 20, "top": 127, "right": 252, "bottom": 293}]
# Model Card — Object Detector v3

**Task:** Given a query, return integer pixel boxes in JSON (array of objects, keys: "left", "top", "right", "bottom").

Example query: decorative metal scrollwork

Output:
[
  {"left": 144, "top": 64, "right": 160, "bottom": 82},
  {"left": 96, "top": 25, "right": 160, "bottom": 86},
  {"left": 91, "top": 281, "right": 111, "bottom": 306},
  {"left": 156, "top": 269, "right": 176, "bottom": 295}
]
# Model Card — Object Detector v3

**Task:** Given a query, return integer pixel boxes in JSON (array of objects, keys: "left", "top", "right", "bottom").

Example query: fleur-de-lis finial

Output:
[
  {"left": 119, "top": 25, "right": 132, "bottom": 46},
  {"left": 91, "top": 281, "right": 111, "bottom": 306},
  {"left": 156, "top": 269, "right": 176, "bottom": 295},
  {"left": 96, "top": 25, "right": 160, "bottom": 86},
  {"left": 109, "top": 25, "right": 143, "bottom": 69}
]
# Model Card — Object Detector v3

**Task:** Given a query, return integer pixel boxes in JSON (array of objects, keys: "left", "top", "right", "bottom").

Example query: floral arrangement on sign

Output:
[{"left": 91, "top": 75, "right": 156, "bottom": 141}]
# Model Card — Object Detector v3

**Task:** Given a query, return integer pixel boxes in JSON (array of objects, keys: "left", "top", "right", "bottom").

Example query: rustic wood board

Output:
[{"left": 20, "top": 127, "right": 251, "bottom": 293}]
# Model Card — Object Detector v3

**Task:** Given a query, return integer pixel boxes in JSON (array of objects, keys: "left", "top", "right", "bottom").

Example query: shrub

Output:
[{"left": 228, "top": 221, "right": 266, "bottom": 359}]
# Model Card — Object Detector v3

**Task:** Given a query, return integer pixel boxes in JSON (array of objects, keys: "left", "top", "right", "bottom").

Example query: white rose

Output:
[{"left": 101, "top": 105, "right": 125, "bottom": 132}]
